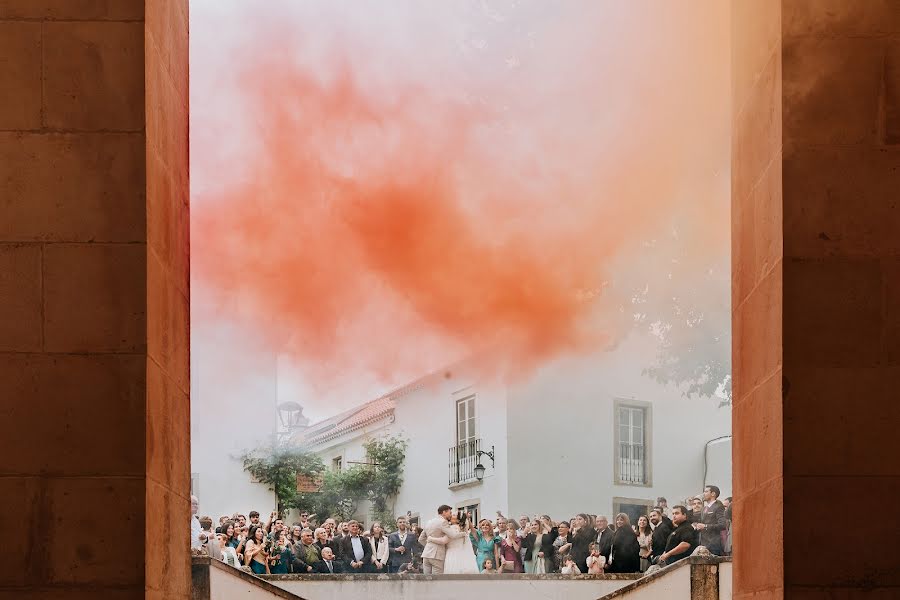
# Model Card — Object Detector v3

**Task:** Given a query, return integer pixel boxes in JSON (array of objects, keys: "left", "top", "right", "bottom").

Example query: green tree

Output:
[
  {"left": 240, "top": 441, "right": 326, "bottom": 515},
  {"left": 308, "top": 435, "right": 408, "bottom": 524}
]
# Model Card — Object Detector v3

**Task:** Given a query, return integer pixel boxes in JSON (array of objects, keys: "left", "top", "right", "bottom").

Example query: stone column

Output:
[
  {"left": 0, "top": 2, "right": 189, "bottom": 599},
  {"left": 732, "top": 1, "right": 898, "bottom": 599}
]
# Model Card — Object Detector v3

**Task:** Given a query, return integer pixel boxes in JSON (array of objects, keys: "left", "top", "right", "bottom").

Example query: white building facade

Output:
[{"left": 296, "top": 330, "right": 732, "bottom": 527}]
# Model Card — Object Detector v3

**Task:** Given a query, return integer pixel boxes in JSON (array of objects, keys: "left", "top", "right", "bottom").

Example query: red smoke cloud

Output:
[{"left": 191, "top": 2, "right": 729, "bottom": 387}]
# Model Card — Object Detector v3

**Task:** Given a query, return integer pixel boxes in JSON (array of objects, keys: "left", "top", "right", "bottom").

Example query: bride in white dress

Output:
[{"left": 430, "top": 511, "right": 479, "bottom": 574}]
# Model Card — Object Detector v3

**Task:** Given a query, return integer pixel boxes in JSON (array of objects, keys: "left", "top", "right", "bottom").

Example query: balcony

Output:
[
  {"left": 448, "top": 439, "right": 482, "bottom": 486},
  {"left": 617, "top": 442, "right": 646, "bottom": 485}
]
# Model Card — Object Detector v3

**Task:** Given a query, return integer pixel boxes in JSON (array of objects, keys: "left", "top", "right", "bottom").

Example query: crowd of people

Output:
[{"left": 190, "top": 485, "right": 732, "bottom": 576}]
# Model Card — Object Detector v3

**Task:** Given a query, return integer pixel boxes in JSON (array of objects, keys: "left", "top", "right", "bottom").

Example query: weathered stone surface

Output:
[
  {"left": 0, "top": 353, "right": 145, "bottom": 476},
  {"left": 0, "top": 244, "right": 42, "bottom": 351},
  {"left": 0, "top": 132, "right": 146, "bottom": 243},
  {"left": 42, "top": 243, "right": 147, "bottom": 353},
  {"left": 0, "top": 0, "right": 144, "bottom": 20},
  {"left": 42, "top": 21, "right": 145, "bottom": 131},
  {"left": 0, "top": 22, "right": 42, "bottom": 129}
]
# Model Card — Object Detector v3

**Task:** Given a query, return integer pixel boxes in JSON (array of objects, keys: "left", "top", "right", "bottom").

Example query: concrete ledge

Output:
[
  {"left": 260, "top": 572, "right": 642, "bottom": 582},
  {"left": 193, "top": 556, "right": 310, "bottom": 600},
  {"left": 599, "top": 556, "right": 733, "bottom": 600}
]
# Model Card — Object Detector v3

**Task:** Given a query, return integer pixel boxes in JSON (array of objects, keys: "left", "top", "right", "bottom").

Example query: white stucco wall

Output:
[
  {"left": 718, "top": 560, "right": 732, "bottom": 600},
  {"left": 505, "top": 331, "right": 732, "bottom": 518},
  {"left": 270, "top": 576, "right": 636, "bottom": 600},
  {"left": 191, "top": 324, "right": 279, "bottom": 519},
  {"left": 308, "top": 368, "right": 511, "bottom": 522}
]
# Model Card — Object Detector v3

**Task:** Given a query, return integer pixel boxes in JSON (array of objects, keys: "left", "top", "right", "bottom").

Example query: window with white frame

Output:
[
  {"left": 456, "top": 395, "right": 476, "bottom": 448},
  {"left": 332, "top": 456, "right": 343, "bottom": 472},
  {"left": 616, "top": 403, "right": 648, "bottom": 485}
]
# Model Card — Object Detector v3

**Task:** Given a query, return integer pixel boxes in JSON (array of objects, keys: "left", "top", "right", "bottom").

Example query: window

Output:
[
  {"left": 615, "top": 401, "right": 650, "bottom": 485},
  {"left": 456, "top": 502, "right": 480, "bottom": 527},
  {"left": 456, "top": 395, "right": 477, "bottom": 447},
  {"left": 332, "top": 456, "right": 343, "bottom": 472},
  {"left": 449, "top": 395, "right": 480, "bottom": 485},
  {"left": 613, "top": 497, "right": 654, "bottom": 526}
]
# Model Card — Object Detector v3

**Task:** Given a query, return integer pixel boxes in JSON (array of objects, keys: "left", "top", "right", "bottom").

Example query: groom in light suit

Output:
[{"left": 419, "top": 504, "right": 464, "bottom": 574}]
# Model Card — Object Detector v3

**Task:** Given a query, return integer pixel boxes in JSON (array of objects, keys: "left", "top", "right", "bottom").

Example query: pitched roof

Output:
[{"left": 298, "top": 395, "right": 397, "bottom": 446}]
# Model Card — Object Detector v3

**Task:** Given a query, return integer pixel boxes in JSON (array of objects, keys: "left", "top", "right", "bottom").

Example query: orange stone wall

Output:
[
  {"left": 733, "top": 1, "right": 899, "bottom": 598},
  {"left": 0, "top": 1, "right": 189, "bottom": 599}
]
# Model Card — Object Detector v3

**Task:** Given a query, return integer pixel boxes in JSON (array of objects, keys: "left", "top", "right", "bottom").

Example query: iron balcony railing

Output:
[
  {"left": 618, "top": 442, "right": 646, "bottom": 484},
  {"left": 448, "top": 438, "right": 481, "bottom": 485}
]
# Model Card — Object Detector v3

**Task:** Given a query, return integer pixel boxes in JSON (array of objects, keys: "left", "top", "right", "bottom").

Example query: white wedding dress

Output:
[{"left": 443, "top": 525, "right": 479, "bottom": 574}]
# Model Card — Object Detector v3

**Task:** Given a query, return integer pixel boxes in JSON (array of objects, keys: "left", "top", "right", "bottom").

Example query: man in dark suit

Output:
[
  {"left": 694, "top": 485, "right": 727, "bottom": 555},
  {"left": 594, "top": 515, "right": 614, "bottom": 563},
  {"left": 313, "top": 547, "right": 344, "bottom": 574},
  {"left": 648, "top": 508, "right": 673, "bottom": 564},
  {"left": 339, "top": 520, "right": 372, "bottom": 573},
  {"left": 388, "top": 516, "right": 418, "bottom": 573}
]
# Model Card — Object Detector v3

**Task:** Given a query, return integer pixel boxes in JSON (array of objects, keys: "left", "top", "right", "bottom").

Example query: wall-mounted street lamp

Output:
[{"left": 474, "top": 445, "right": 495, "bottom": 481}]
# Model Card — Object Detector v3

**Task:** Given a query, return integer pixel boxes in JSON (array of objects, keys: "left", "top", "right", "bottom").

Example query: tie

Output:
[{"left": 327, "top": 561, "right": 333, "bottom": 572}]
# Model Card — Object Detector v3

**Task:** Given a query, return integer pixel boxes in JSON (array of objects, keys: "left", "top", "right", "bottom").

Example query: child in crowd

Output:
[{"left": 586, "top": 542, "right": 606, "bottom": 574}]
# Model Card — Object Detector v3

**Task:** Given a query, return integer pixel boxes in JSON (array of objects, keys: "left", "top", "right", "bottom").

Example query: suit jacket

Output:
[
  {"left": 596, "top": 527, "right": 614, "bottom": 560},
  {"left": 700, "top": 500, "right": 726, "bottom": 554},
  {"left": 650, "top": 520, "right": 673, "bottom": 559},
  {"left": 388, "top": 530, "right": 418, "bottom": 568},
  {"left": 339, "top": 535, "right": 372, "bottom": 568},
  {"left": 570, "top": 526, "right": 596, "bottom": 573},
  {"left": 313, "top": 559, "right": 344, "bottom": 574},
  {"left": 420, "top": 517, "right": 464, "bottom": 561}
]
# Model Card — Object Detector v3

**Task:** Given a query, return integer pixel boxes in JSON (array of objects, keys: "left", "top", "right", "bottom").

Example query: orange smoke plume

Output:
[{"left": 191, "top": 1, "right": 729, "bottom": 387}]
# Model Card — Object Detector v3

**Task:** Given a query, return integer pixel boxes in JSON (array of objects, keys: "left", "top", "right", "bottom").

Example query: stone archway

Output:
[{"left": 1, "top": 1, "right": 897, "bottom": 599}]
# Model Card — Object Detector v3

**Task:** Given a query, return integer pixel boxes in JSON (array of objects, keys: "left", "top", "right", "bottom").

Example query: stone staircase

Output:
[{"left": 191, "top": 556, "right": 731, "bottom": 600}]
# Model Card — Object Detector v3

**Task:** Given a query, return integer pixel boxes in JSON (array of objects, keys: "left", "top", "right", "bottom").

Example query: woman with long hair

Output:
[
  {"left": 570, "top": 513, "right": 596, "bottom": 574},
  {"left": 607, "top": 513, "right": 640, "bottom": 573},
  {"left": 222, "top": 521, "right": 239, "bottom": 549},
  {"left": 369, "top": 522, "right": 389, "bottom": 573},
  {"left": 635, "top": 515, "right": 653, "bottom": 572},
  {"left": 471, "top": 518, "right": 500, "bottom": 573},
  {"left": 244, "top": 526, "right": 270, "bottom": 574}
]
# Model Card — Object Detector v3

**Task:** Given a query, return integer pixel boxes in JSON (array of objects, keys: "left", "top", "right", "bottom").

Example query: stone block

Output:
[
  {"left": 784, "top": 475, "right": 900, "bottom": 587},
  {"left": 783, "top": 36, "right": 885, "bottom": 146},
  {"left": 784, "top": 366, "right": 900, "bottom": 477},
  {"left": 145, "top": 479, "right": 191, "bottom": 596},
  {"left": 0, "top": 478, "right": 40, "bottom": 585},
  {"left": 145, "top": 0, "right": 189, "bottom": 108},
  {"left": 733, "top": 368, "right": 782, "bottom": 498},
  {"left": 784, "top": 146, "right": 900, "bottom": 258},
  {"left": 43, "top": 243, "right": 146, "bottom": 353},
  {"left": 732, "top": 478, "right": 784, "bottom": 595},
  {"left": 45, "top": 477, "right": 144, "bottom": 585},
  {"left": 0, "top": 590, "right": 143, "bottom": 600},
  {"left": 733, "top": 262, "right": 782, "bottom": 402},
  {"left": 147, "top": 250, "right": 189, "bottom": 393},
  {"left": 783, "top": 258, "right": 882, "bottom": 368},
  {"left": 732, "top": 0, "right": 781, "bottom": 116},
  {"left": 732, "top": 152, "right": 783, "bottom": 307},
  {"left": 0, "top": 132, "right": 145, "bottom": 243},
  {"left": 145, "top": 39, "right": 189, "bottom": 186},
  {"left": 885, "top": 40, "right": 900, "bottom": 145},
  {"left": 0, "top": 22, "right": 41, "bottom": 130},
  {"left": 147, "top": 358, "right": 190, "bottom": 492},
  {"left": 147, "top": 150, "right": 189, "bottom": 295},
  {"left": 0, "top": 0, "right": 144, "bottom": 20},
  {"left": 783, "top": 0, "right": 900, "bottom": 37},
  {"left": 885, "top": 258, "right": 900, "bottom": 365},
  {"left": 42, "top": 21, "right": 144, "bottom": 131},
  {"left": 733, "top": 43, "right": 782, "bottom": 206},
  {"left": 0, "top": 353, "right": 145, "bottom": 477},
  {"left": 0, "top": 244, "right": 42, "bottom": 352}
]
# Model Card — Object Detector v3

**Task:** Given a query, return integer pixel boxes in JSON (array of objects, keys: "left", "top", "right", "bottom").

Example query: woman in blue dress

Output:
[
  {"left": 469, "top": 518, "right": 500, "bottom": 572},
  {"left": 268, "top": 531, "right": 293, "bottom": 574}
]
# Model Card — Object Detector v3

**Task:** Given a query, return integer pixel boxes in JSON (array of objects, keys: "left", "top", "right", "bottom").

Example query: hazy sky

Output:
[{"left": 189, "top": 0, "right": 730, "bottom": 422}]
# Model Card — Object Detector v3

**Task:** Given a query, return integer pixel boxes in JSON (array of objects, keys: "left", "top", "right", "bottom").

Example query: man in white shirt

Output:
[{"left": 190, "top": 496, "right": 202, "bottom": 548}]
